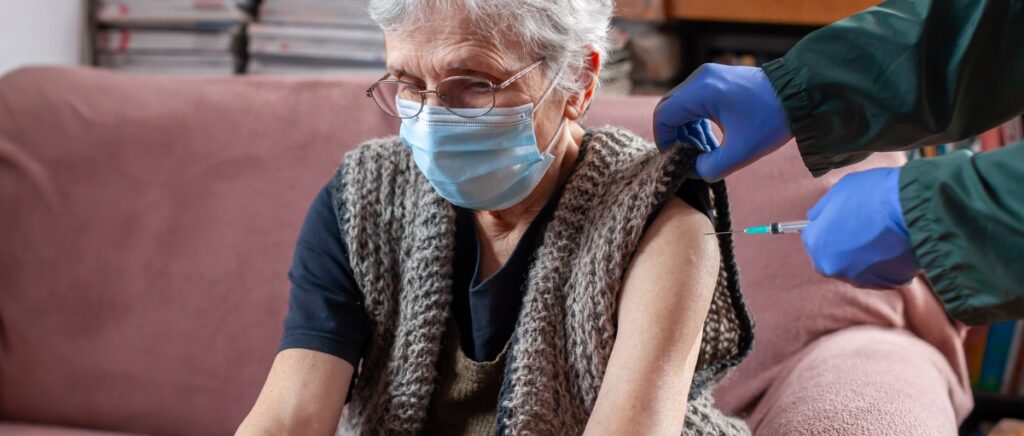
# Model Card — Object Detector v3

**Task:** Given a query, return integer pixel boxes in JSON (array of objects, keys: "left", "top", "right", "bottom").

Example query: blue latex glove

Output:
[
  {"left": 801, "top": 167, "right": 921, "bottom": 288},
  {"left": 654, "top": 64, "right": 793, "bottom": 182}
]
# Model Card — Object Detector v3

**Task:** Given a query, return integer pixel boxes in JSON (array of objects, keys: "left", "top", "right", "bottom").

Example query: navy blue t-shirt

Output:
[{"left": 279, "top": 179, "right": 562, "bottom": 365}]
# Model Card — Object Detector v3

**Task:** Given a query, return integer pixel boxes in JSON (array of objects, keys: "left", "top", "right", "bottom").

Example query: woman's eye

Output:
[
  {"left": 395, "top": 76, "right": 424, "bottom": 88},
  {"left": 468, "top": 81, "right": 492, "bottom": 91}
]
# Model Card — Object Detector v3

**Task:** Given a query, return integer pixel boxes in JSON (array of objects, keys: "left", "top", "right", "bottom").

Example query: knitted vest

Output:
[
  {"left": 331, "top": 126, "right": 753, "bottom": 435},
  {"left": 422, "top": 321, "right": 510, "bottom": 435}
]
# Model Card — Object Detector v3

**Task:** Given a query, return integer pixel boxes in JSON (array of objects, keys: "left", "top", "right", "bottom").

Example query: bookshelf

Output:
[
  {"left": 668, "top": 0, "right": 879, "bottom": 26},
  {"left": 958, "top": 317, "right": 1024, "bottom": 435},
  {"left": 616, "top": 0, "right": 880, "bottom": 26},
  {"left": 615, "top": 0, "right": 883, "bottom": 94}
]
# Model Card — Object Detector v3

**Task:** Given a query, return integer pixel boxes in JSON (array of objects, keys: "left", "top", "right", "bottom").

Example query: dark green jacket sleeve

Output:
[
  {"left": 900, "top": 142, "right": 1024, "bottom": 325},
  {"left": 763, "top": 0, "right": 1024, "bottom": 176},
  {"left": 762, "top": 0, "right": 1024, "bottom": 325}
]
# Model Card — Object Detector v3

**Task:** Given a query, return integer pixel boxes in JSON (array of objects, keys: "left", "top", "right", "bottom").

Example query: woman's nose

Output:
[{"left": 422, "top": 92, "right": 444, "bottom": 108}]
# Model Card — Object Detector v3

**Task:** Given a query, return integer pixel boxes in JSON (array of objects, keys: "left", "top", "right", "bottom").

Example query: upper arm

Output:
[
  {"left": 239, "top": 184, "right": 367, "bottom": 435},
  {"left": 279, "top": 182, "right": 370, "bottom": 365},
  {"left": 281, "top": 184, "right": 371, "bottom": 366},
  {"left": 585, "top": 196, "right": 719, "bottom": 435},
  {"left": 237, "top": 349, "right": 354, "bottom": 436}
]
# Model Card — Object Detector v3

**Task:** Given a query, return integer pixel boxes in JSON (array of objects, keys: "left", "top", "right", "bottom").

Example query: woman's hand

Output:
[{"left": 584, "top": 197, "right": 719, "bottom": 435}]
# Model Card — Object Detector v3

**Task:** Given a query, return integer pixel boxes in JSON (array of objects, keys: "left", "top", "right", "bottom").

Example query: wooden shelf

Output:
[
  {"left": 668, "top": 0, "right": 880, "bottom": 26},
  {"left": 960, "top": 392, "right": 1024, "bottom": 435},
  {"left": 973, "top": 392, "right": 1024, "bottom": 417}
]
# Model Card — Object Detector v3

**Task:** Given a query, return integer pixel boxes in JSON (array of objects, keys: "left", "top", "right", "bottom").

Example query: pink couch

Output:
[{"left": 0, "top": 67, "right": 971, "bottom": 435}]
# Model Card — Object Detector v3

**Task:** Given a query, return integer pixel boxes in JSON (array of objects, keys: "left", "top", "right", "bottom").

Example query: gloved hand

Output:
[
  {"left": 801, "top": 167, "right": 921, "bottom": 288},
  {"left": 654, "top": 64, "right": 792, "bottom": 182}
]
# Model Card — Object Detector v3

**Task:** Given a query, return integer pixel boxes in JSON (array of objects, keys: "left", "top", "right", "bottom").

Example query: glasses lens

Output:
[
  {"left": 371, "top": 81, "right": 422, "bottom": 118},
  {"left": 437, "top": 77, "right": 496, "bottom": 118}
]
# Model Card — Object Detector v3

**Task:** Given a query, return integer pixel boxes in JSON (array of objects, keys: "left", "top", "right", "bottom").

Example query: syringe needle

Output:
[{"left": 704, "top": 220, "right": 810, "bottom": 236}]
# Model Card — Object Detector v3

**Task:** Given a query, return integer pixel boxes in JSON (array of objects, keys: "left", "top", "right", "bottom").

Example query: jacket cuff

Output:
[
  {"left": 899, "top": 153, "right": 977, "bottom": 324},
  {"left": 762, "top": 57, "right": 830, "bottom": 177}
]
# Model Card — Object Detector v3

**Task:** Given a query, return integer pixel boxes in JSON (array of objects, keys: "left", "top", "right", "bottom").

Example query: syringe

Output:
[{"left": 706, "top": 220, "right": 809, "bottom": 236}]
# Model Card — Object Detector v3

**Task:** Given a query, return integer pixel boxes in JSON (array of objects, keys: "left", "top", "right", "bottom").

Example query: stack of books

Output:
[
  {"left": 615, "top": 20, "right": 683, "bottom": 95},
  {"left": 965, "top": 321, "right": 1024, "bottom": 396},
  {"left": 598, "top": 26, "right": 634, "bottom": 96},
  {"left": 934, "top": 120, "right": 1023, "bottom": 400},
  {"left": 95, "top": 0, "right": 247, "bottom": 76},
  {"left": 248, "top": 0, "right": 385, "bottom": 75}
]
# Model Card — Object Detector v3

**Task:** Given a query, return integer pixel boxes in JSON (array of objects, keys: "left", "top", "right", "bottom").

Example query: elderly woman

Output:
[{"left": 237, "top": 0, "right": 751, "bottom": 434}]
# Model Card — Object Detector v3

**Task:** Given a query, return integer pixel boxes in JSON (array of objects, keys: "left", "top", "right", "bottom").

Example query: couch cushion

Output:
[{"left": 712, "top": 139, "right": 972, "bottom": 423}]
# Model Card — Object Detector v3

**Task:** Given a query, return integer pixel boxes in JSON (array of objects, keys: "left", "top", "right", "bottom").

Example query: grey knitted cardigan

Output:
[{"left": 331, "top": 126, "right": 754, "bottom": 435}]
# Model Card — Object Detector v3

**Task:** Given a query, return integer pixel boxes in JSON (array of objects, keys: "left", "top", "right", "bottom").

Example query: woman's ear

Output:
[{"left": 564, "top": 49, "right": 602, "bottom": 121}]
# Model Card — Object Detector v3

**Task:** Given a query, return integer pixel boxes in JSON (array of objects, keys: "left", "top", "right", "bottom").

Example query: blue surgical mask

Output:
[{"left": 398, "top": 83, "right": 565, "bottom": 211}]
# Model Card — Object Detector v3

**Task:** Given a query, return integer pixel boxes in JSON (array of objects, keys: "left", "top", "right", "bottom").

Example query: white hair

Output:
[{"left": 368, "top": 0, "right": 613, "bottom": 96}]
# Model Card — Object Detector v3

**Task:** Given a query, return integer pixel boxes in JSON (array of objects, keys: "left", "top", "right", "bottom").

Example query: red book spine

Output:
[
  {"left": 965, "top": 326, "right": 990, "bottom": 387},
  {"left": 979, "top": 127, "right": 1003, "bottom": 151}
]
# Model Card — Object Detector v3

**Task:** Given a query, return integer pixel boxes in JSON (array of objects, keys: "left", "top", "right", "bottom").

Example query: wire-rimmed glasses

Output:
[{"left": 366, "top": 59, "right": 544, "bottom": 119}]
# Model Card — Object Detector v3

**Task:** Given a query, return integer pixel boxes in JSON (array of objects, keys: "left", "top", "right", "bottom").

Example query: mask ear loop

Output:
[
  {"left": 533, "top": 63, "right": 568, "bottom": 153},
  {"left": 534, "top": 63, "right": 563, "bottom": 109}
]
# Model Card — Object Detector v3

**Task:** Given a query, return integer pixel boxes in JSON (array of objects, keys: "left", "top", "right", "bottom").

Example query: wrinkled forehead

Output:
[{"left": 381, "top": 6, "right": 534, "bottom": 81}]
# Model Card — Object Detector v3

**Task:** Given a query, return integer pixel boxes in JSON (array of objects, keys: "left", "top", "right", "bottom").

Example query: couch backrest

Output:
[
  {"left": 0, "top": 67, "right": 670, "bottom": 434},
  {"left": 0, "top": 67, "right": 959, "bottom": 435},
  {"left": 0, "top": 67, "right": 397, "bottom": 435}
]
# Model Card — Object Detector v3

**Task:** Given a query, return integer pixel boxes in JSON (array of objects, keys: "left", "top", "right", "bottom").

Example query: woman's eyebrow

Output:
[
  {"left": 387, "top": 65, "right": 409, "bottom": 77},
  {"left": 385, "top": 60, "right": 508, "bottom": 81},
  {"left": 446, "top": 60, "right": 509, "bottom": 78}
]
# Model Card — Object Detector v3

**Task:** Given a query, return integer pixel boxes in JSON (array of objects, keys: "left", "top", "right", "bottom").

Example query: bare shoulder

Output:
[
  {"left": 634, "top": 196, "right": 719, "bottom": 280},
  {"left": 619, "top": 195, "right": 719, "bottom": 327}
]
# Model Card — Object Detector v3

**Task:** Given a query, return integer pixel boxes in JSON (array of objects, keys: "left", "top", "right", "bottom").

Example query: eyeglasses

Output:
[{"left": 366, "top": 59, "right": 544, "bottom": 119}]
